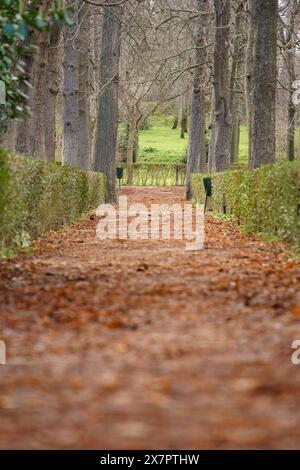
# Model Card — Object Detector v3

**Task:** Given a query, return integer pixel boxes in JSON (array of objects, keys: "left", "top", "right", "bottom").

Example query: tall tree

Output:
[
  {"left": 15, "top": 0, "right": 52, "bottom": 159},
  {"left": 45, "top": 26, "right": 60, "bottom": 162},
  {"left": 78, "top": 1, "right": 92, "bottom": 170},
  {"left": 63, "top": 2, "right": 79, "bottom": 166},
  {"left": 245, "top": 0, "right": 254, "bottom": 166},
  {"left": 284, "top": 0, "right": 299, "bottom": 161},
  {"left": 172, "top": 98, "right": 180, "bottom": 130},
  {"left": 0, "top": 0, "right": 69, "bottom": 136},
  {"left": 186, "top": 0, "right": 208, "bottom": 199},
  {"left": 180, "top": 93, "right": 189, "bottom": 139},
  {"left": 209, "top": 0, "right": 231, "bottom": 172},
  {"left": 250, "top": 0, "right": 278, "bottom": 168},
  {"left": 94, "top": 1, "right": 123, "bottom": 202},
  {"left": 229, "top": 1, "right": 246, "bottom": 164}
]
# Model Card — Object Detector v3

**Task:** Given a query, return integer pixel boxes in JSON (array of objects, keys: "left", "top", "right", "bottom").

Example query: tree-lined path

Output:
[{"left": 1, "top": 187, "right": 300, "bottom": 449}]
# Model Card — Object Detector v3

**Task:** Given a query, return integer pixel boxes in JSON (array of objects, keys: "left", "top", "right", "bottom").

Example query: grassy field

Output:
[
  {"left": 138, "top": 114, "right": 249, "bottom": 165},
  {"left": 239, "top": 126, "right": 248, "bottom": 164},
  {"left": 138, "top": 114, "right": 188, "bottom": 164}
]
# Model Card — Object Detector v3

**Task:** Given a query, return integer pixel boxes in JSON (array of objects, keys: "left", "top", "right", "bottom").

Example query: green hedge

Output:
[
  {"left": 0, "top": 150, "right": 106, "bottom": 256},
  {"left": 118, "top": 163, "right": 186, "bottom": 186},
  {"left": 191, "top": 161, "right": 300, "bottom": 251}
]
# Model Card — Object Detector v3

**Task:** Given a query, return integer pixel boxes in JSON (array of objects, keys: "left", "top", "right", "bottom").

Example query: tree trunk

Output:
[
  {"left": 245, "top": 0, "right": 254, "bottom": 166},
  {"left": 180, "top": 94, "right": 188, "bottom": 139},
  {"left": 211, "top": 0, "right": 231, "bottom": 172},
  {"left": 285, "top": 0, "right": 297, "bottom": 162},
  {"left": 63, "top": 3, "right": 79, "bottom": 166},
  {"left": 251, "top": 0, "right": 277, "bottom": 168},
  {"left": 30, "top": 28, "right": 50, "bottom": 160},
  {"left": 44, "top": 27, "right": 60, "bottom": 161},
  {"left": 186, "top": 0, "right": 208, "bottom": 199},
  {"left": 287, "top": 88, "right": 296, "bottom": 162},
  {"left": 78, "top": 1, "right": 92, "bottom": 170},
  {"left": 172, "top": 98, "right": 180, "bottom": 129},
  {"left": 0, "top": 121, "right": 17, "bottom": 151},
  {"left": 90, "top": 7, "right": 103, "bottom": 167},
  {"left": 16, "top": 0, "right": 51, "bottom": 158},
  {"left": 229, "top": 1, "right": 245, "bottom": 164},
  {"left": 208, "top": 91, "right": 215, "bottom": 172},
  {"left": 298, "top": 115, "right": 300, "bottom": 160},
  {"left": 126, "top": 117, "right": 138, "bottom": 185},
  {"left": 94, "top": 1, "right": 123, "bottom": 202},
  {"left": 133, "top": 133, "right": 139, "bottom": 163}
]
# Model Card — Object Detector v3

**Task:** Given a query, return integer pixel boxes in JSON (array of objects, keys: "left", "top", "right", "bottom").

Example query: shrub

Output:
[
  {"left": 191, "top": 161, "right": 300, "bottom": 251},
  {"left": 0, "top": 150, "right": 106, "bottom": 256},
  {"left": 119, "top": 163, "right": 186, "bottom": 186}
]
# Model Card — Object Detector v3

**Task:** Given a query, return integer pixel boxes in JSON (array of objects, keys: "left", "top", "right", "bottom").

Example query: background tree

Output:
[
  {"left": 0, "top": 1, "right": 70, "bottom": 136},
  {"left": 63, "top": 1, "right": 79, "bottom": 166},
  {"left": 250, "top": 0, "right": 278, "bottom": 168},
  {"left": 186, "top": 0, "right": 209, "bottom": 199},
  {"left": 229, "top": 0, "right": 246, "bottom": 164},
  {"left": 278, "top": 0, "right": 300, "bottom": 162},
  {"left": 94, "top": 0, "right": 124, "bottom": 202},
  {"left": 1, "top": 0, "right": 298, "bottom": 182},
  {"left": 209, "top": 0, "right": 231, "bottom": 172}
]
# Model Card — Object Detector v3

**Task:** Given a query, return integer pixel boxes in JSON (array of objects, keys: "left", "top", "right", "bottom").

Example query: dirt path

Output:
[{"left": 1, "top": 187, "right": 300, "bottom": 449}]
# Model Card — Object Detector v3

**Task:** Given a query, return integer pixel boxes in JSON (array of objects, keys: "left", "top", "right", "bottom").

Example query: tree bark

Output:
[
  {"left": 126, "top": 116, "right": 138, "bottom": 185},
  {"left": 285, "top": 0, "right": 298, "bottom": 161},
  {"left": 229, "top": 1, "right": 245, "bottom": 164},
  {"left": 0, "top": 121, "right": 17, "bottom": 151},
  {"left": 186, "top": 0, "right": 208, "bottom": 199},
  {"left": 63, "top": 3, "right": 79, "bottom": 166},
  {"left": 31, "top": 27, "right": 50, "bottom": 160},
  {"left": 208, "top": 91, "right": 215, "bottom": 172},
  {"left": 15, "top": 0, "right": 52, "bottom": 159},
  {"left": 250, "top": 0, "right": 278, "bottom": 168},
  {"left": 94, "top": 1, "right": 123, "bottom": 202},
  {"left": 245, "top": 0, "right": 254, "bottom": 166},
  {"left": 211, "top": 0, "right": 231, "bottom": 172},
  {"left": 180, "top": 94, "right": 188, "bottom": 139},
  {"left": 172, "top": 98, "right": 180, "bottom": 129},
  {"left": 78, "top": 1, "right": 92, "bottom": 170},
  {"left": 44, "top": 26, "right": 60, "bottom": 161}
]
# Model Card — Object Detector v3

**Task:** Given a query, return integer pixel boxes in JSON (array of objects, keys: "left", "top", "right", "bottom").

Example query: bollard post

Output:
[
  {"left": 203, "top": 177, "right": 212, "bottom": 213},
  {"left": 116, "top": 167, "right": 124, "bottom": 189}
]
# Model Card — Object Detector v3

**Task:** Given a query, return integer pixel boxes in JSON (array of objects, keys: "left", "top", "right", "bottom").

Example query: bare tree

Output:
[
  {"left": 229, "top": 0, "right": 246, "bottom": 164},
  {"left": 186, "top": 0, "right": 209, "bottom": 199},
  {"left": 250, "top": 0, "right": 278, "bottom": 168},
  {"left": 245, "top": 0, "right": 254, "bottom": 165},
  {"left": 63, "top": 1, "right": 80, "bottom": 166},
  {"left": 15, "top": 0, "right": 52, "bottom": 159},
  {"left": 94, "top": 0, "right": 123, "bottom": 202},
  {"left": 180, "top": 93, "right": 189, "bottom": 139},
  {"left": 283, "top": 0, "right": 299, "bottom": 161},
  {"left": 45, "top": 26, "right": 61, "bottom": 161},
  {"left": 78, "top": 1, "right": 92, "bottom": 169},
  {"left": 118, "top": 0, "right": 193, "bottom": 173},
  {"left": 172, "top": 98, "right": 180, "bottom": 129},
  {"left": 209, "top": 0, "right": 231, "bottom": 172}
]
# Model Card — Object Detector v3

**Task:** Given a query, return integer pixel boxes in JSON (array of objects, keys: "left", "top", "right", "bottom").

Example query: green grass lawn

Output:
[
  {"left": 239, "top": 125, "right": 248, "bottom": 165},
  {"left": 138, "top": 114, "right": 188, "bottom": 163},
  {"left": 138, "top": 114, "right": 249, "bottom": 165}
]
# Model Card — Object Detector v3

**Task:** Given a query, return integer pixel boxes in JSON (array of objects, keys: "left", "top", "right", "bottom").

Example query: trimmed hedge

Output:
[
  {"left": 0, "top": 150, "right": 106, "bottom": 256},
  {"left": 118, "top": 163, "right": 186, "bottom": 186},
  {"left": 191, "top": 161, "right": 300, "bottom": 251}
]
